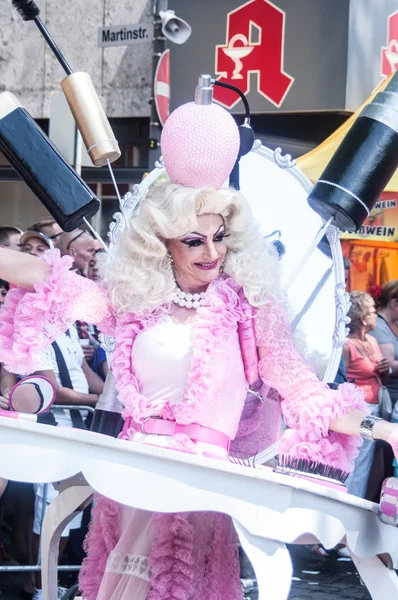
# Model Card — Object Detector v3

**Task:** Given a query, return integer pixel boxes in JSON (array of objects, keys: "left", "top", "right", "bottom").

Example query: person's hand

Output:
[
  {"left": 0, "top": 395, "right": 9, "bottom": 410},
  {"left": 86, "top": 393, "right": 99, "bottom": 407},
  {"left": 375, "top": 357, "right": 390, "bottom": 376},
  {"left": 82, "top": 344, "right": 95, "bottom": 362}
]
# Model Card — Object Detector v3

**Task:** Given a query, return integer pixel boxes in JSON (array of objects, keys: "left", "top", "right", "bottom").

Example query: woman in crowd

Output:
[
  {"left": 371, "top": 280, "right": 398, "bottom": 411},
  {"left": 343, "top": 292, "right": 390, "bottom": 498},
  {"left": 371, "top": 280, "right": 398, "bottom": 481}
]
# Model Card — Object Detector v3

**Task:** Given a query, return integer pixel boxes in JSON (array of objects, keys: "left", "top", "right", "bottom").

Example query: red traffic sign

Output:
[{"left": 154, "top": 49, "right": 170, "bottom": 127}]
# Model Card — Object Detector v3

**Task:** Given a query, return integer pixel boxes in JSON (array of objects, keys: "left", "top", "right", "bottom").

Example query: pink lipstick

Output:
[{"left": 194, "top": 259, "right": 219, "bottom": 270}]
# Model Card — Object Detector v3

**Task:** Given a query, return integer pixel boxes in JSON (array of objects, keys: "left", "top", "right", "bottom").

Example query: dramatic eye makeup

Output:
[
  {"left": 213, "top": 225, "right": 229, "bottom": 243},
  {"left": 179, "top": 225, "right": 229, "bottom": 248},
  {"left": 180, "top": 233, "right": 206, "bottom": 248}
]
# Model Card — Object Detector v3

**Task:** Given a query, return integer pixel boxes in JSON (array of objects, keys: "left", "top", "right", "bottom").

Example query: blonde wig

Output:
[{"left": 101, "top": 182, "right": 281, "bottom": 315}]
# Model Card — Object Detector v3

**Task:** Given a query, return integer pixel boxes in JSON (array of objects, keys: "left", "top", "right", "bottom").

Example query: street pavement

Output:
[
  {"left": 286, "top": 545, "right": 370, "bottom": 600},
  {"left": 243, "top": 545, "right": 371, "bottom": 600},
  {"left": 0, "top": 544, "right": 373, "bottom": 599}
]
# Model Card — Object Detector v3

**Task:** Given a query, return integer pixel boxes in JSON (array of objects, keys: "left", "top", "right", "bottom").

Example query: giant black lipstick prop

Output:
[
  {"left": 0, "top": 92, "right": 99, "bottom": 231},
  {"left": 308, "top": 72, "right": 398, "bottom": 231}
]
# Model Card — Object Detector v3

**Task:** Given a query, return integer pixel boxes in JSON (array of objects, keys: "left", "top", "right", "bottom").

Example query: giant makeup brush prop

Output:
[
  {"left": 12, "top": 0, "right": 121, "bottom": 172},
  {"left": 0, "top": 91, "right": 100, "bottom": 231}
]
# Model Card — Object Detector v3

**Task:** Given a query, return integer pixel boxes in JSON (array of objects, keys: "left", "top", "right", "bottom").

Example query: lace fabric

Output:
[
  {"left": 148, "top": 511, "right": 242, "bottom": 600},
  {"left": 107, "top": 551, "right": 152, "bottom": 582},
  {"left": 115, "top": 277, "right": 248, "bottom": 440},
  {"left": 255, "top": 298, "right": 367, "bottom": 470},
  {"left": 231, "top": 385, "right": 283, "bottom": 456},
  {"left": 79, "top": 494, "right": 120, "bottom": 600}
]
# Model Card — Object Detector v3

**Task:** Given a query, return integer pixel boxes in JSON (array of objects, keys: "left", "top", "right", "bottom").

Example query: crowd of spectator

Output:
[
  {"left": 342, "top": 281, "right": 398, "bottom": 503},
  {"left": 0, "top": 220, "right": 105, "bottom": 600}
]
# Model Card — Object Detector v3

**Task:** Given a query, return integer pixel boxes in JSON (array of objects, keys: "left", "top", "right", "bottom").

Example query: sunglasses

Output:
[
  {"left": 49, "top": 232, "right": 63, "bottom": 240},
  {"left": 66, "top": 230, "right": 95, "bottom": 251}
]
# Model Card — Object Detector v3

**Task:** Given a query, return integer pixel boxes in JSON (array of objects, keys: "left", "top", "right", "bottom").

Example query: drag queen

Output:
[{"left": 0, "top": 99, "right": 398, "bottom": 600}]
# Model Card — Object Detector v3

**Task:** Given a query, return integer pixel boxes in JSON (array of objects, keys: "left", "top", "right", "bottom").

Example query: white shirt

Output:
[
  {"left": 131, "top": 317, "right": 230, "bottom": 458},
  {"left": 33, "top": 325, "right": 89, "bottom": 427},
  {"left": 132, "top": 317, "right": 192, "bottom": 413}
]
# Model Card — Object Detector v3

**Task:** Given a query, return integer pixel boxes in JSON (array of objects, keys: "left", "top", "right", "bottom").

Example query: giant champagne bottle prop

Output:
[{"left": 308, "top": 72, "right": 398, "bottom": 231}]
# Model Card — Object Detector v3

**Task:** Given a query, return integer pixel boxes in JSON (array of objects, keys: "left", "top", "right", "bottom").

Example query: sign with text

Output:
[
  {"left": 214, "top": 0, "right": 294, "bottom": 109},
  {"left": 341, "top": 193, "right": 398, "bottom": 242},
  {"left": 169, "top": 0, "right": 349, "bottom": 114},
  {"left": 98, "top": 23, "right": 153, "bottom": 47}
]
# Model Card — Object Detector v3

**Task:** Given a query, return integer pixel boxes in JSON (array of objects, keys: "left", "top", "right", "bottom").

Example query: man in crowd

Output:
[
  {"left": 27, "top": 216, "right": 63, "bottom": 245},
  {"left": 0, "top": 225, "right": 22, "bottom": 251},
  {"left": 20, "top": 229, "right": 54, "bottom": 257},
  {"left": 87, "top": 239, "right": 103, "bottom": 282},
  {"left": 30, "top": 326, "right": 103, "bottom": 600},
  {"left": 0, "top": 278, "right": 9, "bottom": 310},
  {"left": 18, "top": 229, "right": 104, "bottom": 600},
  {"left": 19, "top": 229, "right": 104, "bottom": 417},
  {"left": 58, "top": 230, "right": 100, "bottom": 369},
  {"left": 58, "top": 229, "right": 97, "bottom": 277}
]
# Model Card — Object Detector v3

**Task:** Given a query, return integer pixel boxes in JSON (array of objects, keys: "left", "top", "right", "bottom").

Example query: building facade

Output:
[{"left": 0, "top": 0, "right": 398, "bottom": 231}]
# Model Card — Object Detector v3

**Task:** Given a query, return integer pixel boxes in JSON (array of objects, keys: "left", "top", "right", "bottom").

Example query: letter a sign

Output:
[
  {"left": 214, "top": 0, "right": 294, "bottom": 109},
  {"left": 381, "top": 10, "right": 398, "bottom": 78}
]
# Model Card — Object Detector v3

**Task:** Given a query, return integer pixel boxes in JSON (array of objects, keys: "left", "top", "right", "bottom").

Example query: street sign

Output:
[
  {"left": 154, "top": 49, "right": 170, "bottom": 127},
  {"left": 98, "top": 23, "right": 154, "bottom": 48}
]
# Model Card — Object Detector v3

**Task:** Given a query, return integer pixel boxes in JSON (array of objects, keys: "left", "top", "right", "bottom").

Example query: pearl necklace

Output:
[{"left": 173, "top": 287, "right": 206, "bottom": 309}]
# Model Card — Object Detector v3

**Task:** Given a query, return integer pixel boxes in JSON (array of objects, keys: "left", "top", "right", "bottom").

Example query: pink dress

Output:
[
  {"left": 0, "top": 250, "right": 368, "bottom": 600},
  {"left": 345, "top": 336, "right": 383, "bottom": 404},
  {"left": 94, "top": 315, "right": 247, "bottom": 600}
]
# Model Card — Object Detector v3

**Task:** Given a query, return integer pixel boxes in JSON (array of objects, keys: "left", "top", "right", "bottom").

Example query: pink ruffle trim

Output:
[
  {"left": 279, "top": 383, "right": 369, "bottom": 472},
  {"left": 0, "top": 249, "right": 110, "bottom": 374},
  {"left": 0, "top": 250, "right": 73, "bottom": 373},
  {"left": 278, "top": 428, "right": 363, "bottom": 473},
  {"left": 111, "top": 307, "right": 167, "bottom": 423},
  {"left": 178, "top": 277, "right": 244, "bottom": 424},
  {"left": 148, "top": 511, "right": 242, "bottom": 600},
  {"left": 113, "top": 276, "right": 246, "bottom": 426},
  {"left": 148, "top": 513, "right": 195, "bottom": 600},
  {"left": 79, "top": 494, "right": 120, "bottom": 600},
  {"left": 298, "top": 382, "right": 368, "bottom": 441}
]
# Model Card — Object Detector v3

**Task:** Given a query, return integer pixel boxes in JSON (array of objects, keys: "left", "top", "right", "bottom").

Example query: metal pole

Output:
[
  {"left": 73, "top": 125, "right": 82, "bottom": 176},
  {"left": 149, "top": 0, "right": 168, "bottom": 168}
]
